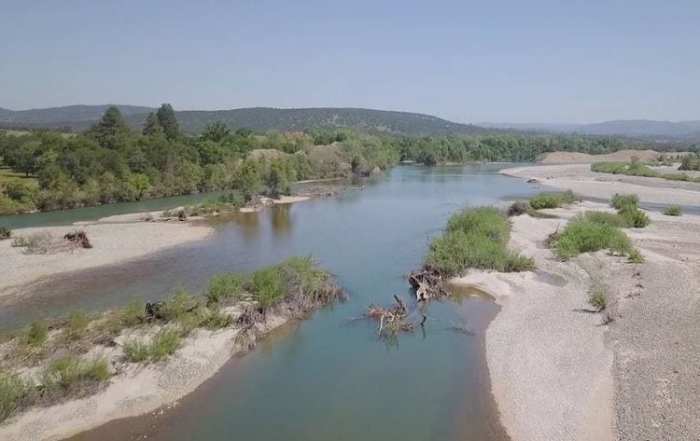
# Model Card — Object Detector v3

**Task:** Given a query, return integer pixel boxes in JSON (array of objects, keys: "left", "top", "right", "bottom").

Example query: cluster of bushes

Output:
[
  {"left": 124, "top": 329, "right": 182, "bottom": 363},
  {"left": 592, "top": 161, "right": 700, "bottom": 183},
  {"left": 610, "top": 194, "right": 650, "bottom": 228},
  {"left": 547, "top": 194, "right": 649, "bottom": 260},
  {"left": 425, "top": 207, "right": 535, "bottom": 275},
  {"left": 663, "top": 205, "right": 682, "bottom": 216},
  {"left": 0, "top": 257, "right": 341, "bottom": 423},
  {"left": 205, "top": 256, "right": 341, "bottom": 310},
  {"left": 528, "top": 190, "right": 578, "bottom": 210},
  {"left": 0, "top": 356, "right": 110, "bottom": 423},
  {"left": 549, "top": 210, "right": 646, "bottom": 262},
  {"left": 552, "top": 215, "right": 633, "bottom": 260}
]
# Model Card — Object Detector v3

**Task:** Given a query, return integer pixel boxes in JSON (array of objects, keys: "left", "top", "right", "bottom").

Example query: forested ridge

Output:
[
  {"left": 0, "top": 105, "right": 493, "bottom": 136},
  {"left": 0, "top": 104, "right": 674, "bottom": 215}
]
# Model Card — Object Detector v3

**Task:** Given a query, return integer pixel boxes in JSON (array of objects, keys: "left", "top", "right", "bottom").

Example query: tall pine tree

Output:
[
  {"left": 142, "top": 112, "right": 163, "bottom": 137},
  {"left": 91, "top": 106, "right": 130, "bottom": 149},
  {"left": 156, "top": 104, "right": 180, "bottom": 140}
]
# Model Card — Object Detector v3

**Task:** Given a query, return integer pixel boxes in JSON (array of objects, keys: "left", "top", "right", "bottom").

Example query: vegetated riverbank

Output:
[
  {"left": 0, "top": 258, "right": 344, "bottom": 441},
  {"left": 451, "top": 173, "right": 700, "bottom": 440}
]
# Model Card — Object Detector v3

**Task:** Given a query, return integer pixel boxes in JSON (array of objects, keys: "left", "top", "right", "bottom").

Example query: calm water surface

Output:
[{"left": 2, "top": 165, "right": 541, "bottom": 441}]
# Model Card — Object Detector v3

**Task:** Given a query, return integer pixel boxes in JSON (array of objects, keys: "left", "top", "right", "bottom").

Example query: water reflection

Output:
[{"left": 270, "top": 204, "right": 293, "bottom": 237}]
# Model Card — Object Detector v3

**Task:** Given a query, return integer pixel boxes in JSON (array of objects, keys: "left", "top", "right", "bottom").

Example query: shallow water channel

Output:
[{"left": 2, "top": 165, "right": 541, "bottom": 440}]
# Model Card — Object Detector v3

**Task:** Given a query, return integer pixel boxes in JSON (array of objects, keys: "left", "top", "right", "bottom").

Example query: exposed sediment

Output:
[{"left": 463, "top": 166, "right": 700, "bottom": 441}]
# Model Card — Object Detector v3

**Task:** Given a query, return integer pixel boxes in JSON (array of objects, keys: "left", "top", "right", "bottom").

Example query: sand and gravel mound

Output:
[{"left": 539, "top": 149, "right": 663, "bottom": 164}]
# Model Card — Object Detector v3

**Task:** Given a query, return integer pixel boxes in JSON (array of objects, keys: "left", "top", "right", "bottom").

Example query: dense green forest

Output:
[{"left": 0, "top": 104, "right": 661, "bottom": 215}]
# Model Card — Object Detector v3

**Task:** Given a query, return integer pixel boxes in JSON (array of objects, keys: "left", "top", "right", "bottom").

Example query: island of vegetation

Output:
[{"left": 0, "top": 256, "right": 344, "bottom": 441}]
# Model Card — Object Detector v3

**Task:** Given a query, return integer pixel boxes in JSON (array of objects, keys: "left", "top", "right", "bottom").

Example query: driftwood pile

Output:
[
  {"left": 144, "top": 302, "right": 165, "bottom": 321},
  {"left": 365, "top": 295, "right": 426, "bottom": 339},
  {"left": 64, "top": 230, "right": 92, "bottom": 249},
  {"left": 407, "top": 266, "right": 448, "bottom": 301}
]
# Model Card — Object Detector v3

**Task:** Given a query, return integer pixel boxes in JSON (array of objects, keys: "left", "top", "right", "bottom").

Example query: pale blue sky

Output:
[{"left": 1, "top": 0, "right": 699, "bottom": 123}]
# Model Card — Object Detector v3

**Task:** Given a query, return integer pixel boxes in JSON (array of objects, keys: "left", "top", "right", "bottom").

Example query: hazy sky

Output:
[{"left": 1, "top": 0, "right": 699, "bottom": 123}]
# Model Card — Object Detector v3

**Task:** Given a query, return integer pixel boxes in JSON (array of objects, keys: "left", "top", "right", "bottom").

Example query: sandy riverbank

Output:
[
  {"left": 0, "top": 306, "right": 290, "bottom": 441},
  {"left": 503, "top": 163, "right": 700, "bottom": 206},
  {"left": 0, "top": 195, "right": 318, "bottom": 301},
  {"left": 453, "top": 166, "right": 700, "bottom": 440},
  {"left": 452, "top": 205, "right": 617, "bottom": 441},
  {"left": 0, "top": 216, "right": 213, "bottom": 300}
]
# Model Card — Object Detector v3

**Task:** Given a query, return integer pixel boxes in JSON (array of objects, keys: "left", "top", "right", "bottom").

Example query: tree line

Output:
[{"left": 0, "top": 104, "right": 664, "bottom": 215}]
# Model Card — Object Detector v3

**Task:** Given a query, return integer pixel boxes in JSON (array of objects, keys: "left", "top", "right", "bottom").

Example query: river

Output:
[{"left": 1, "top": 164, "right": 541, "bottom": 441}]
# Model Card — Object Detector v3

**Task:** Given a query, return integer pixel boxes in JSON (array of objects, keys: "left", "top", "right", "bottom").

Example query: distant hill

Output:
[
  {"left": 0, "top": 105, "right": 495, "bottom": 136},
  {"left": 0, "top": 105, "right": 154, "bottom": 130},
  {"left": 482, "top": 120, "right": 700, "bottom": 139},
  {"left": 576, "top": 120, "right": 700, "bottom": 138}
]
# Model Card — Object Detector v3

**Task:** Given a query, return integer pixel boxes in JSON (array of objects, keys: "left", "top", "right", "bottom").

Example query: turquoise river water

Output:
[{"left": 1, "top": 165, "right": 542, "bottom": 441}]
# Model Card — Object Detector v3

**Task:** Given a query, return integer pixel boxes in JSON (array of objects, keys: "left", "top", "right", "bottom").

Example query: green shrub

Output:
[
  {"left": 0, "top": 371, "right": 33, "bottom": 423},
  {"left": 123, "top": 340, "right": 150, "bottom": 362},
  {"left": 618, "top": 206, "right": 650, "bottom": 228},
  {"left": 507, "top": 201, "right": 529, "bottom": 217},
  {"left": 588, "top": 285, "right": 607, "bottom": 311},
  {"left": 149, "top": 328, "right": 182, "bottom": 360},
  {"left": 608, "top": 194, "right": 649, "bottom": 228},
  {"left": 593, "top": 161, "right": 695, "bottom": 182},
  {"left": 159, "top": 290, "right": 198, "bottom": 322},
  {"left": 591, "top": 162, "right": 627, "bottom": 174},
  {"left": 425, "top": 207, "right": 534, "bottom": 275},
  {"left": 446, "top": 207, "right": 510, "bottom": 243},
  {"left": 206, "top": 274, "right": 247, "bottom": 305},
  {"left": 63, "top": 311, "right": 91, "bottom": 341},
  {"left": 583, "top": 211, "right": 627, "bottom": 227},
  {"left": 250, "top": 267, "right": 285, "bottom": 309},
  {"left": 553, "top": 216, "right": 632, "bottom": 260},
  {"left": 175, "top": 304, "right": 213, "bottom": 335},
  {"left": 119, "top": 300, "right": 145, "bottom": 327},
  {"left": 0, "top": 227, "right": 11, "bottom": 240},
  {"left": 200, "top": 309, "right": 233, "bottom": 330},
  {"left": 625, "top": 162, "right": 657, "bottom": 177},
  {"left": 628, "top": 248, "right": 645, "bottom": 264},
  {"left": 503, "top": 252, "right": 537, "bottom": 272},
  {"left": 529, "top": 191, "right": 577, "bottom": 210},
  {"left": 26, "top": 321, "right": 48, "bottom": 347},
  {"left": 279, "top": 256, "right": 333, "bottom": 301},
  {"left": 663, "top": 205, "right": 682, "bottom": 216},
  {"left": 124, "top": 328, "right": 181, "bottom": 363},
  {"left": 660, "top": 173, "right": 690, "bottom": 181},
  {"left": 42, "top": 356, "right": 110, "bottom": 396},
  {"left": 611, "top": 194, "right": 639, "bottom": 210},
  {"left": 217, "top": 191, "right": 245, "bottom": 207}
]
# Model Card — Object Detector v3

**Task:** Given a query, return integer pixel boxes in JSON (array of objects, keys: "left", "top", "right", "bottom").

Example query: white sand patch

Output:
[{"left": 0, "top": 220, "right": 212, "bottom": 299}]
